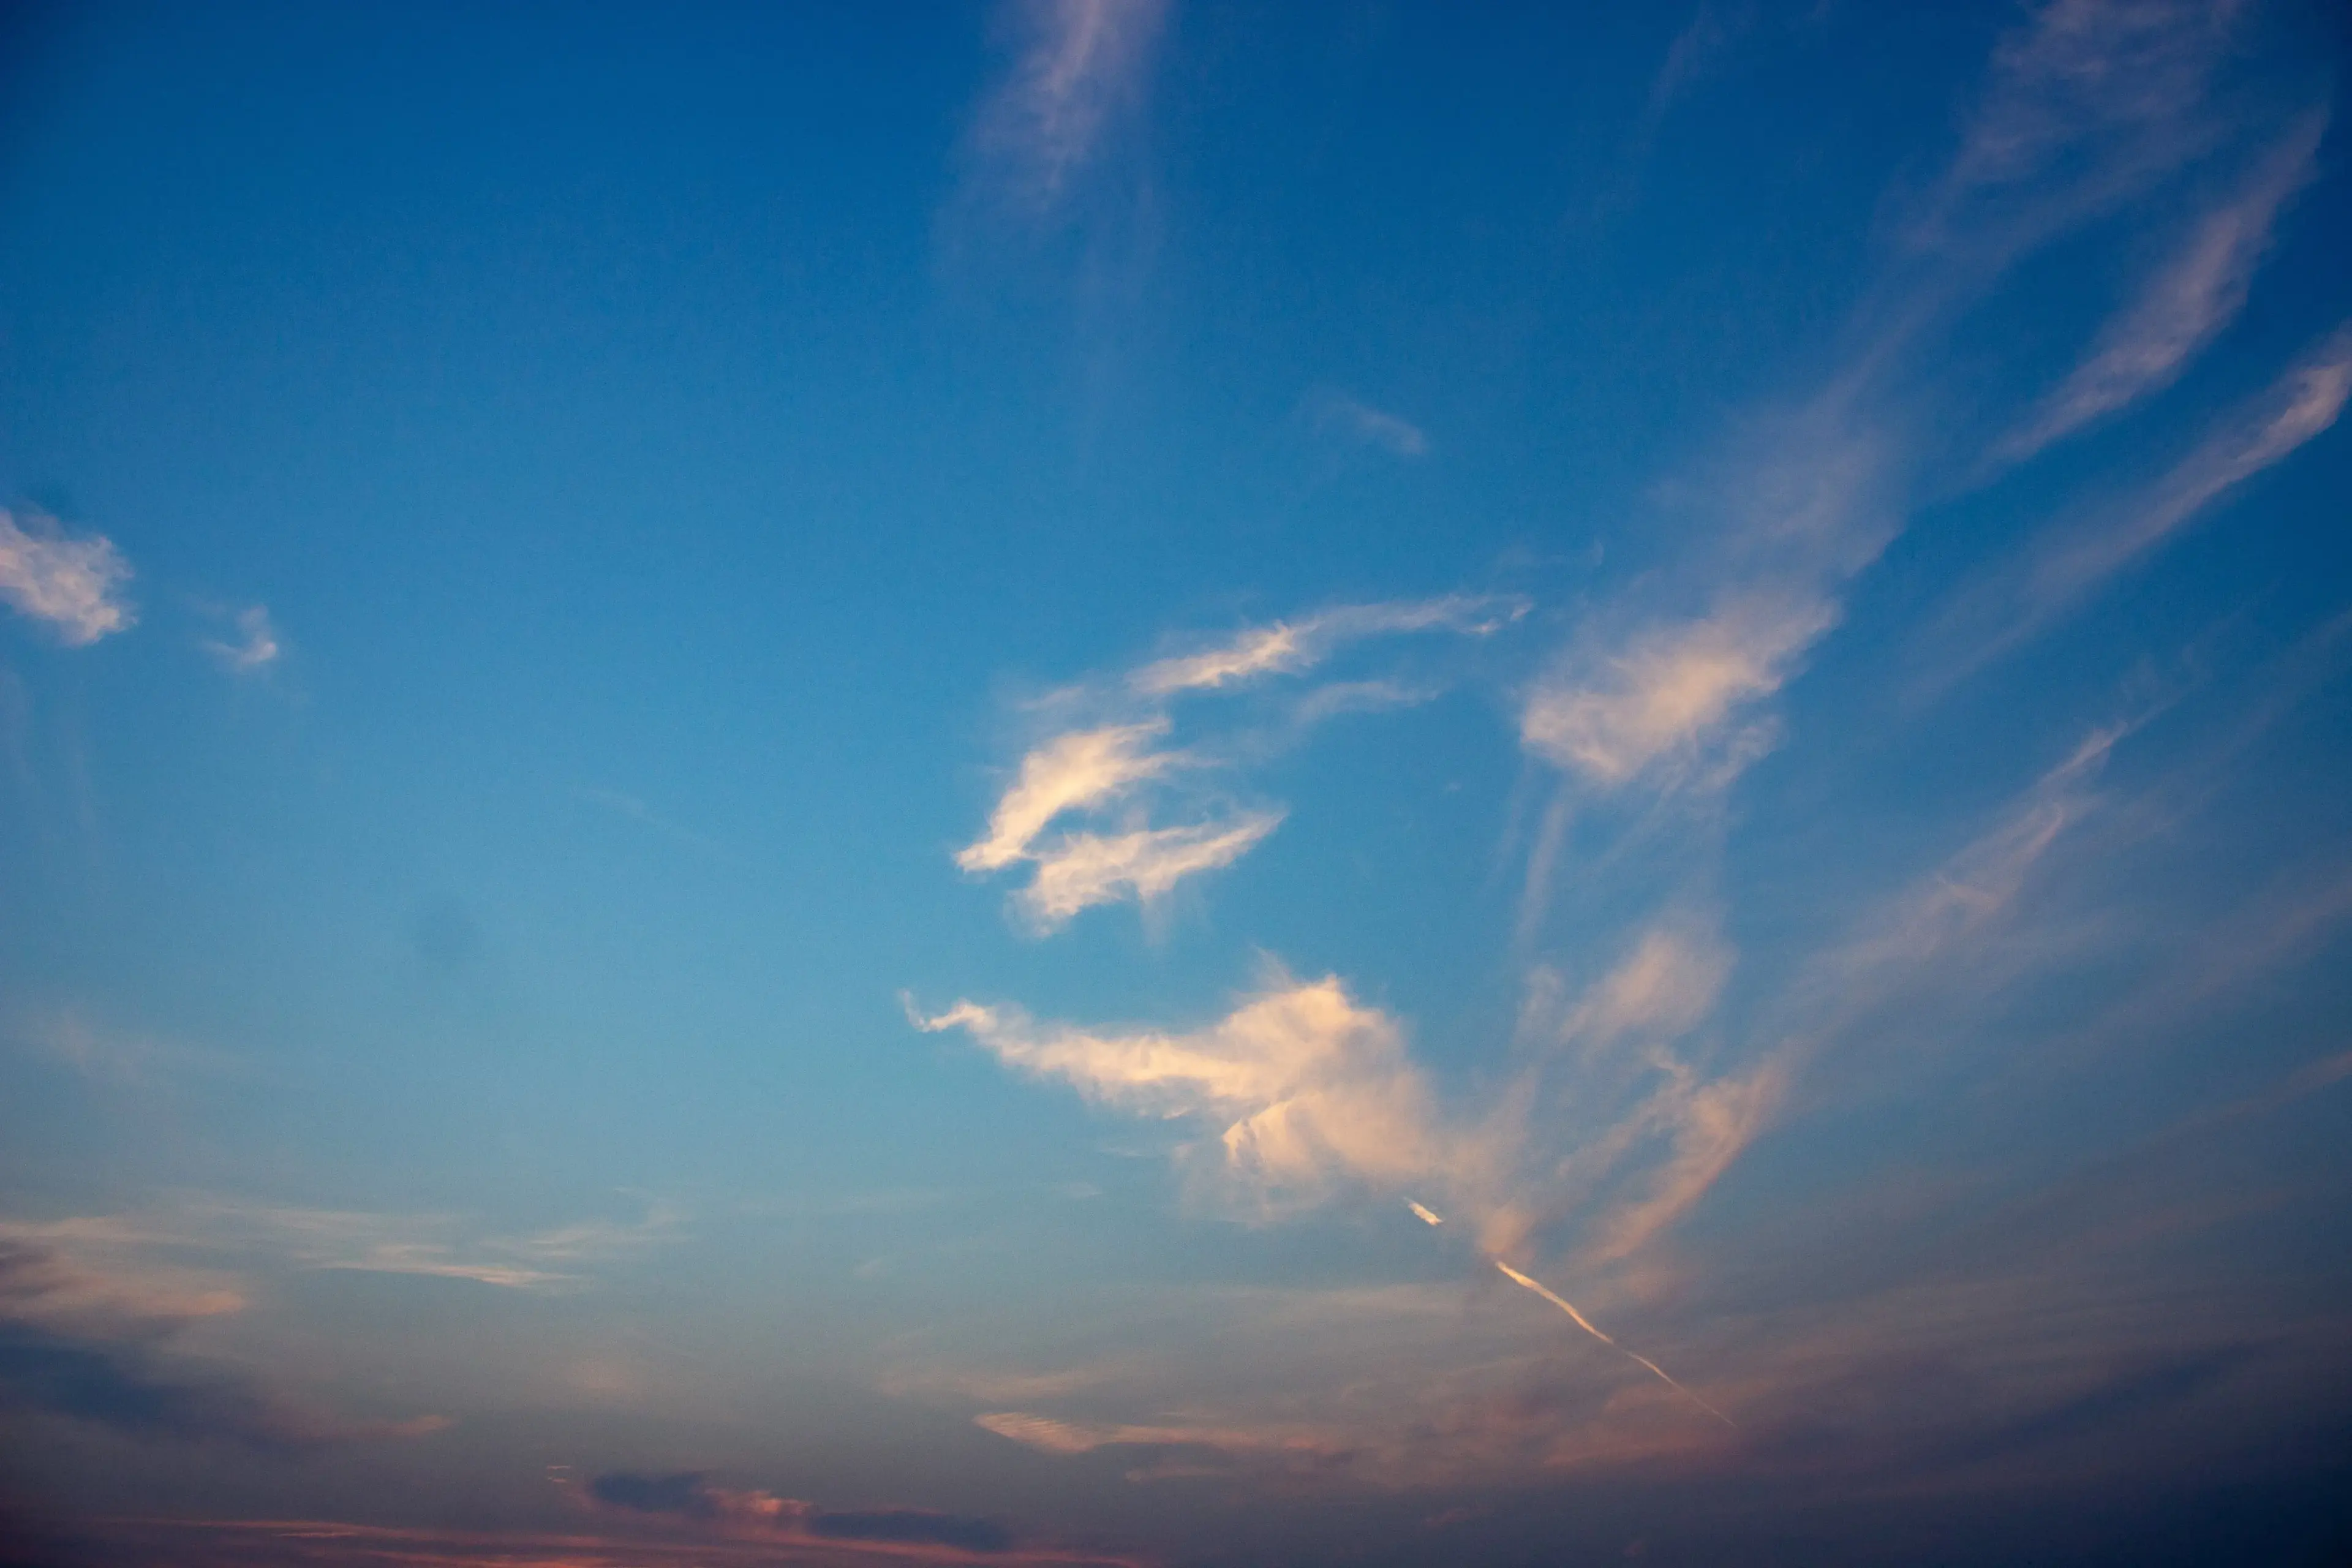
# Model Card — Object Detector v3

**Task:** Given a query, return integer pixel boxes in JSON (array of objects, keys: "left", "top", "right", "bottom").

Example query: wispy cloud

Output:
[
  {"left": 1521, "top": 590, "right": 1838, "bottom": 790},
  {"left": 916, "top": 974, "right": 1452, "bottom": 1214},
  {"left": 956, "top": 595, "right": 1522, "bottom": 927},
  {"left": 961, "top": 0, "right": 1168, "bottom": 222},
  {"left": 578, "top": 785, "right": 723, "bottom": 856},
  {"left": 1128, "top": 595, "right": 1518, "bottom": 697},
  {"left": 0, "top": 507, "right": 134, "bottom": 646},
  {"left": 911, "top": 0, "right": 2352, "bottom": 1508},
  {"left": 1920, "top": 323, "right": 2352, "bottom": 688},
  {"left": 4, "top": 1005, "right": 234, "bottom": 1088},
  {"left": 1999, "top": 109, "right": 2329, "bottom": 463},
  {"left": 202, "top": 603, "right": 282, "bottom": 671},
  {"left": 1305, "top": 389, "right": 1431, "bottom": 459},
  {"left": 956, "top": 721, "right": 1181, "bottom": 872},
  {"left": 2029, "top": 322, "right": 2352, "bottom": 605},
  {"left": 1909, "top": 0, "right": 2246, "bottom": 269},
  {"left": 1016, "top": 813, "right": 1284, "bottom": 930},
  {"left": 1, "top": 1196, "right": 687, "bottom": 1298},
  {"left": 583, "top": 1469, "right": 1144, "bottom": 1565}
]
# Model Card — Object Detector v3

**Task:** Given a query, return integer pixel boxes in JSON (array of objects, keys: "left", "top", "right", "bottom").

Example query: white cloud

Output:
[
  {"left": 957, "top": 596, "right": 1524, "bottom": 927},
  {"left": 2002, "top": 110, "right": 2328, "bottom": 462},
  {"left": 202, "top": 604, "right": 281, "bottom": 672},
  {"left": 918, "top": 974, "right": 1452, "bottom": 1212},
  {"left": 1017, "top": 812, "right": 1284, "bottom": 931},
  {"left": 0, "top": 508, "right": 135, "bottom": 646},
  {"left": 959, "top": 720, "right": 1182, "bottom": 873},
  {"left": 1520, "top": 592, "right": 1838, "bottom": 788},
  {"left": 1130, "top": 595, "right": 1521, "bottom": 698}
]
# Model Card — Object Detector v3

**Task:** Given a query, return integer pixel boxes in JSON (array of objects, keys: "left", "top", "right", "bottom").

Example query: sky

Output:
[{"left": 2, "top": 2, "right": 2350, "bottom": 1564}]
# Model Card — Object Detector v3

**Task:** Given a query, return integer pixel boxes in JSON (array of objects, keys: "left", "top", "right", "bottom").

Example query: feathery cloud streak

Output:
[
  {"left": 956, "top": 595, "right": 1521, "bottom": 928},
  {"left": 2000, "top": 110, "right": 2328, "bottom": 462},
  {"left": 0, "top": 508, "right": 134, "bottom": 646},
  {"left": 2031, "top": 322, "right": 2352, "bottom": 604},
  {"left": 963, "top": 0, "right": 1168, "bottom": 221}
]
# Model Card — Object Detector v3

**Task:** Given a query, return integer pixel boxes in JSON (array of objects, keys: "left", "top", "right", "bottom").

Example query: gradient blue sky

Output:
[{"left": 3, "top": 3, "right": 2351, "bottom": 1564}]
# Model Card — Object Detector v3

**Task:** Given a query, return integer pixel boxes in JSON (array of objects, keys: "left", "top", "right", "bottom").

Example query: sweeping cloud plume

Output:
[
  {"left": 916, "top": 976, "right": 1453, "bottom": 1213},
  {"left": 0, "top": 507, "right": 134, "bottom": 646}
]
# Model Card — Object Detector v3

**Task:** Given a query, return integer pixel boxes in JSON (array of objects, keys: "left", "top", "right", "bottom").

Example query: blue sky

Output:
[{"left": 2, "top": 2, "right": 2350, "bottom": 1564}]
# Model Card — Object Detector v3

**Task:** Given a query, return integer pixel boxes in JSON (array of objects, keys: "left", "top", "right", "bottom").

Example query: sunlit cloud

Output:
[
  {"left": 957, "top": 596, "right": 1524, "bottom": 926},
  {"left": 1129, "top": 595, "right": 1520, "bottom": 696},
  {"left": 916, "top": 974, "right": 1455, "bottom": 1214},
  {"left": 1520, "top": 591, "right": 1838, "bottom": 790},
  {"left": 1016, "top": 812, "right": 1283, "bottom": 930},
  {"left": 0, "top": 507, "right": 134, "bottom": 646},
  {"left": 956, "top": 720, "right": 1180, "bottom": 872}
]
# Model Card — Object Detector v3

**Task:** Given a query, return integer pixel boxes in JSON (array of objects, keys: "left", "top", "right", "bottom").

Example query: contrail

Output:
[
  {"left": 1490, "top": 1261, "right": 1734, "bottom": 1427},
  {"left": 1409, "top": 1200, "right": 1735, "bottom": 1428}
]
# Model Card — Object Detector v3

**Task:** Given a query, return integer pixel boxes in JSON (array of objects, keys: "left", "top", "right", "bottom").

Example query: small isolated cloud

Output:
[
  {"left": 2000, "top": 109, "right": 2328, "bottom": 463},
  {"left": 202, "top": 604, "right": 281, "bottom": 672},
  {"left": 963, "top": 0, "right": 1168, "bottom": 221},
  {"left": 0, "top": 508, "right": 134, "bottom": 646},
  {"left": 1306, "top": 390, "right": 1430, "bottom": 459}
]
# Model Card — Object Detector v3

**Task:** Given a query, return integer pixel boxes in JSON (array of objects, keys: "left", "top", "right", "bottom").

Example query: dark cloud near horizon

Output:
[
  {"left": 0, "top": 1320, "right": 321, "bottom": 1452},
  {"left": 0, "top": 1240, "right": 417, "bottom": 1453},
  {"left": 589, "top": 1471, "right": 1014, "bottom": 1553}
]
